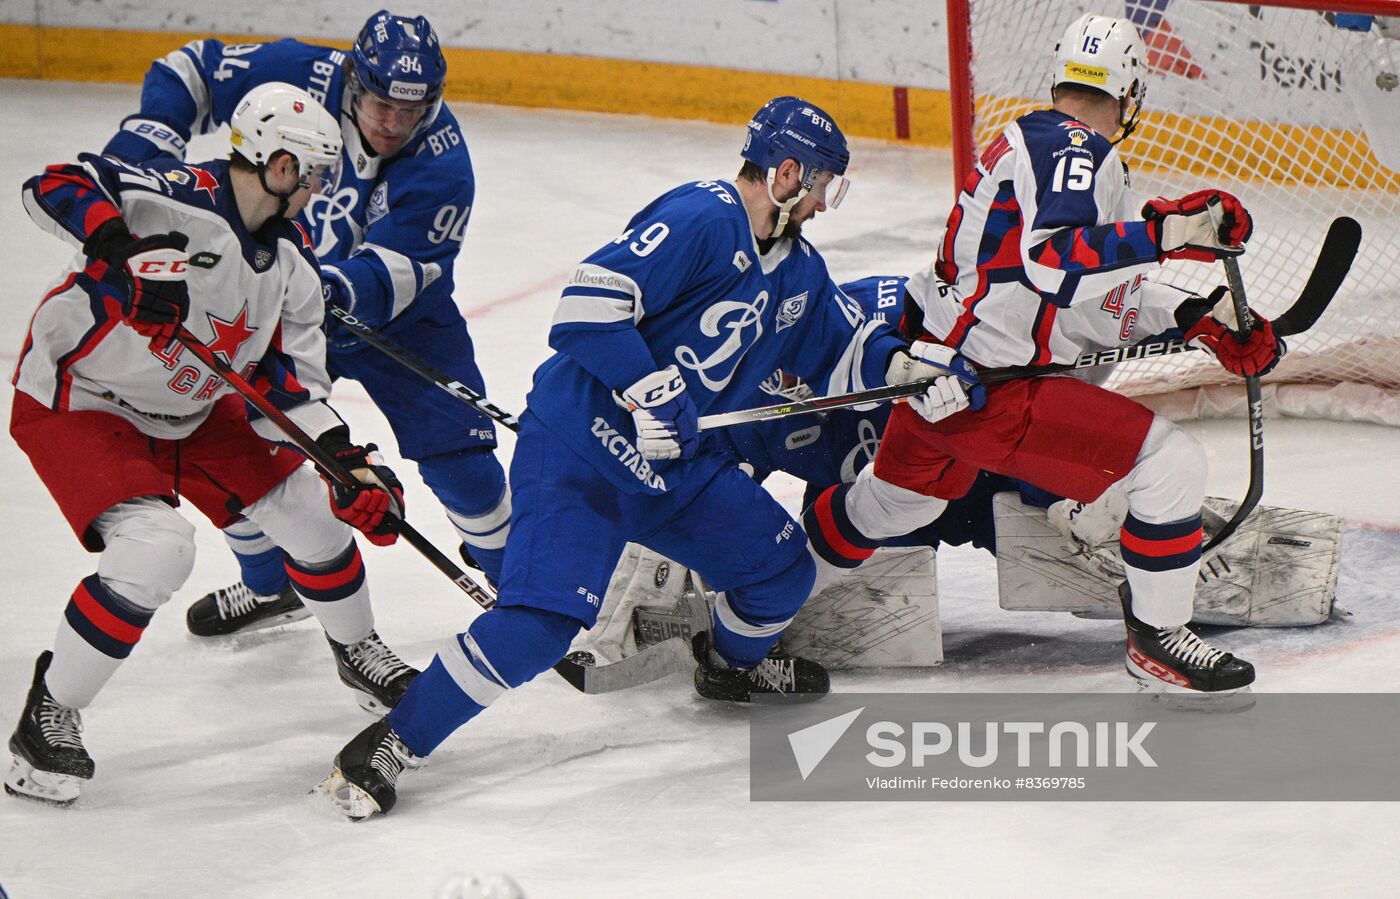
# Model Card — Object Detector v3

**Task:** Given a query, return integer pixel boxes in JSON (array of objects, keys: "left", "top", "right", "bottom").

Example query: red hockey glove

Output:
[
  {"left": 318, "top": 431, "right": 406, "bottom": 546},
  {"left": 89, "top": 224, "right": 192, "bottom": 341},
  {"left": 1181, "top": 286, "right": 1286, "bottom": 377},
  {"left": 1142, "top": 189, "right": 1253, "bottom": 263}
]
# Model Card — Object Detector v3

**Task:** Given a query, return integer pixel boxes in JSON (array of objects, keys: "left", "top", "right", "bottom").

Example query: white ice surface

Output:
[{"left": 1, "top": 81, "right": 1398, "bottom": 898}]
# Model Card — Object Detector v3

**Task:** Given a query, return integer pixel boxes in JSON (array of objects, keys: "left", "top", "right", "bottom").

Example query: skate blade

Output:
[
  {"left": 5, "top": 757, "right": 84, "bottom": 806},
  {"left": 314, "top": 768, "right": 381, "bottom": 821},
  {"left": 191, "top": 607, "right": 313, "bottom": 639},
  {"left": 1125, "top": 662, "right": 1257, "bottom": 713},
  {"left": 348, "top": 689, "right": 394, "bottom": 717}
]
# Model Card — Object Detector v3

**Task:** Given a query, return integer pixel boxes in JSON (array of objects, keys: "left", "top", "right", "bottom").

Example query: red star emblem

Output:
[
  {"left": 187, "top": 165, "right": 220, "bottom": 202},
  {"left": 205, "top": 304, "right": 258, "bottom": 366},
  {"left": 292, "top": 220, "right": 314, "bottom": 250}
]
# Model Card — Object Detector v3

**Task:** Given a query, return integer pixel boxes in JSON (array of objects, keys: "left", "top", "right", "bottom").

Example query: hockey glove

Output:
[
  {"left": 614, "top": 365, "right": 699, "bottom": 461},
  {"left": 1179, "top": 286, "right": 1287, "bottom": 378},
  {"left": 886, "top": 340, "right": 986, "bottom": 425},
  {"left": 87, "top": 222, "right": 192, "bottom": 342},
  {"left": 318, "top": 429, "right": 406, "bottom": 546},
  {"left": 1142, "top": 189, "right": 1253, "bottom": 263}
]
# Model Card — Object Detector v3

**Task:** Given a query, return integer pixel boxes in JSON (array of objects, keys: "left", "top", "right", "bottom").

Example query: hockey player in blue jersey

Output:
[
  {"left": 316, "top": 97, "right": 985, "bottom": 819},
  {"left": 103, "top": 10, "right": 513, "bottom": 637}
]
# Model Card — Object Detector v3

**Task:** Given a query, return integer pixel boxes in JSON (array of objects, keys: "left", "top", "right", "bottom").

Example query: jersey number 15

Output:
[{"left": 1051, "top": 156, "right": 1093, "bottom": 192}]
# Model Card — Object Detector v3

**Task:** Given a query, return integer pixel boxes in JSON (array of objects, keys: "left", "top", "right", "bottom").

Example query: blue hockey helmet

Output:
[
  {"left": 741, "top": 96, "right": 851, "bottom": 227},
  {"left": 349, "top": 10, "right": 447, "bottom": 128}
]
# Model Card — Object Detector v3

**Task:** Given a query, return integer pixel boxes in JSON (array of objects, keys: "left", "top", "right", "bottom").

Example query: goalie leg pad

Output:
[
  {"left": 783, "top": 546, "right": 942, "bottom": 669},
  {"left": 995, "top": 493, "right": 1342, "bottom": 627},
  {"left": 570, "top": 543, "right": 694, "bottom": 665}
]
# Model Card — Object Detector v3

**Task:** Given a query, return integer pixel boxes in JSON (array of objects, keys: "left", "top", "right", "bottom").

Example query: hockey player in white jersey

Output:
[
  {"left": 804, "top": 15, "right": 1286, "bottom": 693},
  {"left": 314, "top": 97, "right": 982, "bottom": 819},
  {"left": 103, "top": 10, "right": 514, "bottom": 637},
  {"left": 6, "top": 84, "right": 417, "bottom": 805}
]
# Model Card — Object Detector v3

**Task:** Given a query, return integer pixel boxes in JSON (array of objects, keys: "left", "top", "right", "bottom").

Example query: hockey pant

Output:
[{"left": 805, "top": 378, "right": 1207, "bottom": 629}]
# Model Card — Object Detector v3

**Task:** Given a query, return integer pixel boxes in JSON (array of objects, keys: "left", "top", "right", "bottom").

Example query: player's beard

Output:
[{"left": 780, "top": 216, "right": 806, "bottom": 241}]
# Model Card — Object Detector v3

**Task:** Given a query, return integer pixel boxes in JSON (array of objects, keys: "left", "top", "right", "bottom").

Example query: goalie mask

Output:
[
  {"left": 230, "top": 82, "right": 342, "bottom": 209},
  {"left": 1051, "top": 14, "right": 1147, "bottom": 142},
  {"left": 742, "top": 96, "right": 851, "bottom": 231}
]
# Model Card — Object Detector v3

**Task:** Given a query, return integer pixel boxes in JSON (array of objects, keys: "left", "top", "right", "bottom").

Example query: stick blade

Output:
[
  {"left": 552, "top": 639, "right": 694, "bottom": 694},
  {"left": 1273, "top": 216, "right": 1362, "bottom": 337}
]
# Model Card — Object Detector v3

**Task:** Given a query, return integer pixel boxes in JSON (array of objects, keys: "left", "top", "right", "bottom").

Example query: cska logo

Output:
[
  {"left": 186, "top": 166, "right": 220, "bottom": 202},
  {"left": 205, "top": 303, "right": 259, "bottom": 366},
  {"left": 293, "top": 100, "right": 305, "bottom": 113}
]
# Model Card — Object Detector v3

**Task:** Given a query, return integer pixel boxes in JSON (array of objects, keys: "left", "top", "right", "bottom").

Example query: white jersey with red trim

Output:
[
  {"left": 907, "top": 109, "right": 1189, "bottom": 369},
  {"left": 15, "top": 154, "right": 342, "bottom": 442}
]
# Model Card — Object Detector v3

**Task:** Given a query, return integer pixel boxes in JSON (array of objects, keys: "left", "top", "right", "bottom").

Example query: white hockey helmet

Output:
[
  {"left": 230, "top": 82, "right": 342, "bottom": 187},
  {"left": 1051, "top": 14, "right": 1147, "bottom": 140}
]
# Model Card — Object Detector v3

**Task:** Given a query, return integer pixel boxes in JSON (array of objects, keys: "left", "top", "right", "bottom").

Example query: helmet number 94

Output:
[
  {"left": 613, "top": 222, "right": 670, "bottom": 257},
  {"left": 428, "top": 204, "right": 471, "bottom": 245}
]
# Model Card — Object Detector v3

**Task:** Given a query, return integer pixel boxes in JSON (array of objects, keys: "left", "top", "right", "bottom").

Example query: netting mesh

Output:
[{"left": 962, "top": 1, "right": 1400, "bottom": 418}]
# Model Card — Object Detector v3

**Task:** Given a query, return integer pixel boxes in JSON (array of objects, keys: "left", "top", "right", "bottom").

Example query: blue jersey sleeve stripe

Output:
[
  {"left": 560, "top": 285, "right": 636, "bottom": 304},
  {"left": 550, "top": 294, "right": 637, "bottom": 327},
  {"left": 360, "top": 242, "right": 423, "bottom": 321},
  {"left": 157, "top": 43, "right": 214, "bottom": 131}
]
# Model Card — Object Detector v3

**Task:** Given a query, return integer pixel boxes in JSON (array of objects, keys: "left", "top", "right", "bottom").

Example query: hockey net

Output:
[{"left": 947, "top": 0, "right": 1400, "bottom": 424}]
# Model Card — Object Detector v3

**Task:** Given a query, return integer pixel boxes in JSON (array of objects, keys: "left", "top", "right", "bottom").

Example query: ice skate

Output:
[
  {"left": 691, "top": 632, "right": 830, "bottom": 702},
  {"left": 185, "top": 582, "right": 309, "bottom": 637},
  {"left": 5, "top": 651, "right": 94, "bottom": 806},
  {"left": 317, "top": 716, "right": 416, "bottom": 820},
  {"left": 1121, "top": 583, "right": 1255, "bottom": 693},
  {"left": 327, "top": 631, "right": 419, "bottom": 714}
]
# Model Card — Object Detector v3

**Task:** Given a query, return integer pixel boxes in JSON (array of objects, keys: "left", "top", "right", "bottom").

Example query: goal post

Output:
[{"left": 945, "top": 0, "right": 1400, "bottom": 424}]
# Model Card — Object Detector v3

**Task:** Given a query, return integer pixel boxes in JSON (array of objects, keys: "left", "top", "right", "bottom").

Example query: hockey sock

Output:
[
  {"left": 47, "top": 574, "right": 154, "bottom": 709},
  {"left": 284, "top": 541, "right": 373, "bottom": 644},
  {"left": 223, "top": 517, "right": 290, "bottom": 596},
  {"left": 392, "top": 606, "right": 580, "bottom": 756},
  {"left": 803, "top": 483, "right": 881, "bottom": 569},
  {"left": 1119, "top": 512, "right": 1203, "bottom": 628},
  {"left": 711, "top": 553, "right": 814, "bottom": 668},
  {"left": 387, "top": 656, "right": 486, "bottom": 757},
  {"left": 419, "top": 448, "right": 511, "bottom": 586}
]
